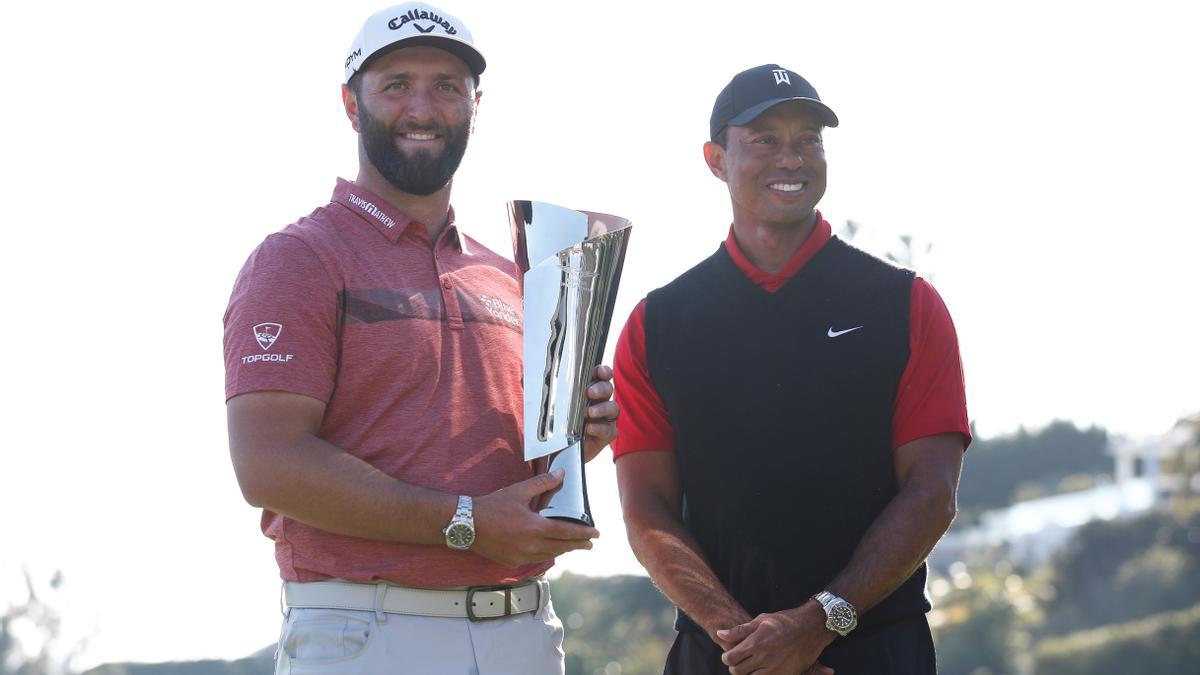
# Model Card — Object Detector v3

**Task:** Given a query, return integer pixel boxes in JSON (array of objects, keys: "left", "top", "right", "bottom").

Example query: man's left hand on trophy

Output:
[{"left": 582, "top": 364, "right": 618, "bottom": 462}]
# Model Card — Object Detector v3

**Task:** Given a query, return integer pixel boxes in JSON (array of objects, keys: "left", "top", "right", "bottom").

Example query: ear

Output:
[
  {"left": 703, "top": 141, "right": 727, "bottom": 182},
  {"left": 342, "top": 83, "right": 362, "bottom": 133},
  {"left": 470, "top": 88, "right": 483, "bottom": 135}
]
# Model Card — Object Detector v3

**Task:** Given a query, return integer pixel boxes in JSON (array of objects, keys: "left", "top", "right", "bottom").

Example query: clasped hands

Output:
[{"left": 716, "top": 603, "right": 836, "bottom": 675}]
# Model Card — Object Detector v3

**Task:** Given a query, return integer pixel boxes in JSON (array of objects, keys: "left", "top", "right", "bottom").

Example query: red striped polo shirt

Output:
[{"left": 224, "top": 179, "right": 549, "bottom": 587}]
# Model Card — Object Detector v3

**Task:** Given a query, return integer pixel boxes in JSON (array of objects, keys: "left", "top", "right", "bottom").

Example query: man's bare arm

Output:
[
  {"left": 719, "top": 433, "right": 965, "bottom": 674},
  {"left": 227, "top": 390, "right": 601, "bottom": 567},
  {"left": 616, "top": 450, "right": 752, "bottom": 647},
  {"left": 824, "top": 432, "right": 965, "bottom": 611}
]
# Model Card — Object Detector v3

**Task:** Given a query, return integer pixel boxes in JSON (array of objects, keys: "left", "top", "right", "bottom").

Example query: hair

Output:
[{"left": 348, "top": 71, "right": 366, "bottom": 100}]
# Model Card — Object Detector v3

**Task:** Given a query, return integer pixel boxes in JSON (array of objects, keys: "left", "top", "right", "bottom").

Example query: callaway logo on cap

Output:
[
  {"left": 344, "top": 2, "right": 486, "bottom": 83},
  {"left": 709, "top": 64, "right": 839, "bottom": 141}
]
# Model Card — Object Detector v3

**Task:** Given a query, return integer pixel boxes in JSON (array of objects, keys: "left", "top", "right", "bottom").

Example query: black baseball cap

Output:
[{"left": 709, "top": 64, "right": 839, "bottom": 141}]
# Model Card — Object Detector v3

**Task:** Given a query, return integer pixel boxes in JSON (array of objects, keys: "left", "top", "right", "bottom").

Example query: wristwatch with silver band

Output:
[
  {"left": 443, "top": 495, "right": 476, "bottom": 550},
  {"left": 812, "top": 590, "right": 858, "bottom": 637}
]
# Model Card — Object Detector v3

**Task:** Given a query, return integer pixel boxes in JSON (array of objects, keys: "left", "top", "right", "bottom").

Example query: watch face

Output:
[
  {"left": 446, "top": 522, "right": 475, "bottom": 549},
  {"left": 829, "top": 602, "right": 856, "bottom": 631}
]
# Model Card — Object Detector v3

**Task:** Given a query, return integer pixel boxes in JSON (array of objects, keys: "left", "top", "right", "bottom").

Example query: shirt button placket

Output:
[{"left": 436, "top": 249, "right": 464, "bottom": 330}]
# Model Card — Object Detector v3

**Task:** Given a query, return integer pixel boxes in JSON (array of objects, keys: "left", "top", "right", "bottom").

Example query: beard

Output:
[{"left": 359, "top": 104, "right": 471, "bottom": 196}]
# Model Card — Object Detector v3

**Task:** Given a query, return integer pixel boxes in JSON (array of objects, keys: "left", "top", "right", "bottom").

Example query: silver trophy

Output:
[{"left": 509, "top": 200, "right": 632, "bottom": 526}]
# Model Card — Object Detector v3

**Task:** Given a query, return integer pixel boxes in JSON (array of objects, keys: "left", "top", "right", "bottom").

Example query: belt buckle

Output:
[{"left": 465, "top": 584, "right": 512, "bottom": 622}]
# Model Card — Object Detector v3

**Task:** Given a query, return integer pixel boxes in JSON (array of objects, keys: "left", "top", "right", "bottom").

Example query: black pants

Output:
[{"left": 664, "top": 615, "right": 937, "bottom": 675}]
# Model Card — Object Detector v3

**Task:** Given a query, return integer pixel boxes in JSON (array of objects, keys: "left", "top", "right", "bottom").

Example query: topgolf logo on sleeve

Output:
[
  {"left": 243, "top": 322, "right": 294, "bottom": 364},
  {"left": 254, "top": 323, "right": 283, "bottom": 350}
]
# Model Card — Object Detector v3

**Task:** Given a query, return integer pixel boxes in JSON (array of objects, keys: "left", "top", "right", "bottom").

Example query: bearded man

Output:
[{"left": 222, "top": 4, "right": 616, "bottom": 673}]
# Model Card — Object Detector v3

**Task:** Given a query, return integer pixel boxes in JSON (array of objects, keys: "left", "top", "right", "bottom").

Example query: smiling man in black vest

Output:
[{"left": 612, "top": 64, "right": 971, "bottom": 674}]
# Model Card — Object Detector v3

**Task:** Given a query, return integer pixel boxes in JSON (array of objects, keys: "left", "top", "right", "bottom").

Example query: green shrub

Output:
[{"left": 1033, "top": 602, "right": 1200, "bottom": 675}]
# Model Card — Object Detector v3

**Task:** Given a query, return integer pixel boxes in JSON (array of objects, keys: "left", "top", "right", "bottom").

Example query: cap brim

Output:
[
  {"left": 727, "top": 97, "right": 839, "bottom": 128},
  {"left": 357, "top": 35, "right": 487, "bottom": 80}
]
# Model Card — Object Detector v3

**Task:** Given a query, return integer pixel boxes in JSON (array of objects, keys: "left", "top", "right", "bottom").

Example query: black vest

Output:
[{"left": 645, "top": 237, "right": 928, "bottom": 632}]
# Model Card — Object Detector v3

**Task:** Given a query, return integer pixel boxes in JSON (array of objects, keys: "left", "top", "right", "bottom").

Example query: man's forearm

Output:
[
  {"left": 228, "top": 391, "right": 459, "bottom": 544},
  {"left": 714, "top": 435, "right": 963, "bottom": 675},
  {"left": 235, "top": 430, "right": 458, "bottom": 544},
  {"left": 625, "top": 501, "right": 751, "bottom": 641},
  {"left": 825, "top": 464, "right": 958, "bottom": 613},
  {"left": 828, "top": 483, "right": 955, "bottom": 612},
  {"left": 713, "top": 470, "right": 957, "bottom": 674},
  {"left": 228, "top": 390, "right": 604, "bottom": 566}
]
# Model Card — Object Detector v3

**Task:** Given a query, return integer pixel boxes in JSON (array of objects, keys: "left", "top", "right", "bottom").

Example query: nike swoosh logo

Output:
[{"left": 827, "top": 326, "right": 864, "bottom": 338}]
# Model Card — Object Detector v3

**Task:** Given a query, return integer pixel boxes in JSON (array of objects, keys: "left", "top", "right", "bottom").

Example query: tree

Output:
[
  {"left": 835, "top": 219, "right": 936, "bottom": 277},
  {"left": 550, "top": 573, "right": 675, "bottom": 675},
  {"left": 1163, "top": 413, "right": 1200, "bottom": 512},
  {"left": 956, "top": 420, "right": 1110, "bottom": 515},
  {"left": 1, "top": 567, "right": 81, "bottom": 675},
  {"left": 1041, "top": 502, "right": 1200, "bottom": 634},
  {"left": 1032, "top": 602, "right": 1200, "bottom": 675}
]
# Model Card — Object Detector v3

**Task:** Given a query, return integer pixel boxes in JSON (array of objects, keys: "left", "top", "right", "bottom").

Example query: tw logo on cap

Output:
[
  {"left": 773, "top": 69, "right": 791, "bottom": 86},
  {"left": 253, "top": 323, "right": 283, "bottom": 351}
]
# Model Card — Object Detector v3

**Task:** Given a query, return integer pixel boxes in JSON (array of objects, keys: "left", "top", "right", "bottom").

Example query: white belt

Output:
[{"left": 283, "top": 579, "right": 546, "bottom": 622}]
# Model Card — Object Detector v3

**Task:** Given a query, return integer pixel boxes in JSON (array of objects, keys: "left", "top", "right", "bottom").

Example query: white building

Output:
[{"left": 932, "top": 427, "right": 1191, "bottom": 569}]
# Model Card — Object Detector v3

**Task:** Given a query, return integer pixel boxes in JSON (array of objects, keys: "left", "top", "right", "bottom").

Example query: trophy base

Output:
[
  {"left": 539, "top": 505, "right": 594, "bottom": 527},
  {"left": 536, "top": 441, "right": 593, "bottom": 527}
]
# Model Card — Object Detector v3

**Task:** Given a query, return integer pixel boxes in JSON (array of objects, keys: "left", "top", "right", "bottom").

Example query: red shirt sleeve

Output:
[
  {"left": 223, "top": 233, "right": 341, "bottom": 403},
  {"left": 611, "top": 299, "right": 676, "bottom": 458},
  {"left": 892, "top": 278, "right": 972, "bottom": 450}
]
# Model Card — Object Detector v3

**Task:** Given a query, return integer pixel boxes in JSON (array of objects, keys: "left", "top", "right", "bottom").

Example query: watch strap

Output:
[
  {"left": 813, "top": 590, "right": 837, "bottom": 610},
  {"left": 812, "top": 590, "right": 858, "bottom": 637},
  {"left": 453, "top": 495, "right": 473, "bottom": 521},
  {"left": 443, "top": 495, "right": 475, "bottom": 550}
]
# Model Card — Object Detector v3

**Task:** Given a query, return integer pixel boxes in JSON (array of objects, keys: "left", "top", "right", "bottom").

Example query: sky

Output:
[{"left": 2, "top": 0, "right": 1198, "bottom": 669}]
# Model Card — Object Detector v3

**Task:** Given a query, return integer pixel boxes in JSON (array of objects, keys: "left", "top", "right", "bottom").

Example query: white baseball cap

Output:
[{"left": 344, "top": 3, "right": 486, "bottom": 83}]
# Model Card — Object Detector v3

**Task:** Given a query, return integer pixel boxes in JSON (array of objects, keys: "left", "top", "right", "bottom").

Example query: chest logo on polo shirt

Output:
[
  {"left": 479, "top": 295, "right": 519, "bottom": 327},
  {"left": 254, "top": 323, "right": 283, "bottom": 350}
]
